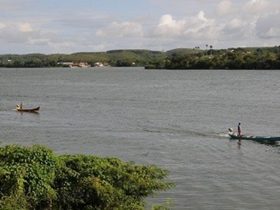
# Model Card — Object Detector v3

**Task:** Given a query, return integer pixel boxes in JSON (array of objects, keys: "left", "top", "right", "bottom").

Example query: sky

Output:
[{"left": 0, "top": 0, "right": 279, "bottom": 54}]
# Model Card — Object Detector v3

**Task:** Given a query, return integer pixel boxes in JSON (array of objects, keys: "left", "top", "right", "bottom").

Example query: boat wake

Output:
[
  {"left": 217, "top": 133, "right": 230, "bottom": 138},
  {"left": 142, "top": 125, "right": 221, "bottom": 139}
]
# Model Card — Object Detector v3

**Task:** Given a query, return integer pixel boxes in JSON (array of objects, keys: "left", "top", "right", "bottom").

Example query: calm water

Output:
[{"left": 0, "top": 67, "right": 280, "bottom": 209}]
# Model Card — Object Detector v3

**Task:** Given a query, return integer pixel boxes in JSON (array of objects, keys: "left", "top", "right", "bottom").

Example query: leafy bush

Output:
[{"left": 0, "top": 145, "right": 172, "bottom": 210}]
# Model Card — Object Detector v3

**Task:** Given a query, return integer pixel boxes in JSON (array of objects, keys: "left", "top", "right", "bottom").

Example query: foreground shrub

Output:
[{"left": 0, "top": 145, "right": 172, "bottom": 210}]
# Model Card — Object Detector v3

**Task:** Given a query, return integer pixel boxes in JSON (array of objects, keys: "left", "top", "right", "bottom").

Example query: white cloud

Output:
[
  {"left": 154, "top": 11, "right": 220, "bottom": 41},
  {"left": 228, "top": 18, "right": 243, "bottom": 29},
  {"left": 197, "top": 11, "right": 207, "bottom": 22},
  {"left": 183, "top": 11, "right": 220, "bottom": 40},
  {"left": 155, "top": 14, "right": 186, "bottom": 36},
  {"left": 244, "top": 0, "right": 270, "bottom": 14},
  {"left": 0, "top": 22, "right": 6, "bottom": 29},
  {"left": 221, "top": 17, "right": 253, "bottom": 41},
  {"left": 256, "top": 12, "right": 280, "bottom": 38},
  {"left": 266, "top": 28, "right": 280, "bottom": 37},
  {"left": 96, "top": 21, "right": 143, "bottom": 37},
  {"left": 19, "top": 22, "right": 33, "bottom": 32},
  {"left": 217, "top": 0, "right": 233, "bottom": 15},
  {"left": 0, "top": 21, "right": 56, "bottom": 47}
]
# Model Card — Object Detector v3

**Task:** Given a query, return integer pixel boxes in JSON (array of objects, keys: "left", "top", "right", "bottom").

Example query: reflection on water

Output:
[{"left": 1, "top": 68, "right": 280, "bottom": 209}]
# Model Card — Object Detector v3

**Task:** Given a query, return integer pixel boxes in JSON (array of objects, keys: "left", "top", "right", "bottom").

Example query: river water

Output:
[{"left": 0, "top": 67, "right": 280, "bottom": 209}]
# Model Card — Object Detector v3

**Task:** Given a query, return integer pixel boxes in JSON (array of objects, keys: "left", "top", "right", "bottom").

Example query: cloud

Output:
[
  {"left": 217, "top": 0, "right": 233, "bottom": 15},
  {"left": 221, "top": 17, "right": 253, "bottom": 40},
  {"left": 228, "top": 18, "right": 243, "bottom": 29},
  {"left": 154, "top": 11, "right": 220, "bottom": 41},
  {"left": 244, "top": 0, "right": 270, "bottom": 14},
  {"left": 256, "top": 12, "right": 280, "bottom": 38},
  {"left": 0, "top": 22, "right": 6, "bottom": 29},
  {"left": 155, "top": 14, "right": 186, "bottom": 36},
  {"left": 19, "top": 22, "right": 33, "bottom": 32},
  {"left": 96, "top": 21, "right": 143, "bottom": 37},
  {"left": 0, "top": 22, "right": 56, "bottom": 47},
  {"left": 0, "top": 24, "right": 29, "bottom": 43}
]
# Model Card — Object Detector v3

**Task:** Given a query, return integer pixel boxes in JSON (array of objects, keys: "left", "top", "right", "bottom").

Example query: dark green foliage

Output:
[
  {"left": 0, "top": 145, "right": 59, "bottom": 210},
  {"left": 162, "top": 47, "right": 280, "bottom": 70},
  {"left": 0, "top": 145, "right": 172, "bottom": 210}
]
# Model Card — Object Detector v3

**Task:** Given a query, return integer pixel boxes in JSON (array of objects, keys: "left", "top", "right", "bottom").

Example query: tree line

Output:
[
  {"left": 0, "top": 47, "right": 280, "bottom": 69},
  {"left": 146, "top": 47, "right": 280, "bottom": 70}
]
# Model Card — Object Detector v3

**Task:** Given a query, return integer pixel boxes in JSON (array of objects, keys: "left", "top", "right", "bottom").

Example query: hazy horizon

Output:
[{"left": 0, "top": 0, "right": 279, "bottom": 54}]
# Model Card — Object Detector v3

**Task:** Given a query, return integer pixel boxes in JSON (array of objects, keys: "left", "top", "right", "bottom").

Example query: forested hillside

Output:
[{"left": 0, "top": 47, "right": 279, "bottom": 69}]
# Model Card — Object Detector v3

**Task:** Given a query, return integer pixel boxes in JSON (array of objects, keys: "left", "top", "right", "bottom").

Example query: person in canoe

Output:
[{"left": 16, "top": 103, "right": 40, "bottom": 112}]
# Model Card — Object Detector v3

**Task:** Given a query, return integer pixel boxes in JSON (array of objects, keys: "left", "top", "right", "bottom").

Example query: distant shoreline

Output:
[{"left": 1, "top": 46, "right": 279, "bottom": 69}]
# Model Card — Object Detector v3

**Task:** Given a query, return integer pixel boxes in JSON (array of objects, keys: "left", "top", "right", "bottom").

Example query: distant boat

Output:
[
  {"left": 16, "top": 104, "right": 40, "bottom": 112},
  {"left": 58, "top": 61, "right": 90, "bottom": 68},
  {"left": 94, "top": 62, "right": 104, "bottom": 67},
  {"left": 70, "top": 62, "right": 90, "bottom": 68}
]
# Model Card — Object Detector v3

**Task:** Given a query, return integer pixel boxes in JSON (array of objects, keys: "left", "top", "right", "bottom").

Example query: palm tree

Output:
[{"left": 209, "top": 45, "right": 213, "bottom": 56}]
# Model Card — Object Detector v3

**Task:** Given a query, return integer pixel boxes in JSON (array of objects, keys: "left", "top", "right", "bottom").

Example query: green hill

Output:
[{"left": 166, "top": 48, "right": 202, "bottom": 56}]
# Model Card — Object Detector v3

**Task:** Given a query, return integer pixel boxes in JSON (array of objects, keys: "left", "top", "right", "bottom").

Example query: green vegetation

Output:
[
  {"left": 1, "top": 46, "right": 279, "bottom": 69},
  {"left": 0, "top": 145, "right": 172, "bottom": 210},
  {"left": 0, "top": 50, "right": 166, "bottom": 68},
  {"left": 163, "top": 47, "right": 280, "bottom": 69}
]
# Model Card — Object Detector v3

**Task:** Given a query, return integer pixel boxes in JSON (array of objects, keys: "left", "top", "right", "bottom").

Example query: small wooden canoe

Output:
[{"left": 16, "top": 105, "right": 40, "bottom": 112}]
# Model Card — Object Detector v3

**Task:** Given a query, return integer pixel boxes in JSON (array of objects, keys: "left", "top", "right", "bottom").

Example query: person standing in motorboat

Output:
[
  {"left": 237, "top": 122, "right": 241, "bottom": 136},
  {"left": 237, "top": 122, "right": 241, "bottom": 145},
  {"left": 228, "top": 123, "right": 242, "bottom": 145}
]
